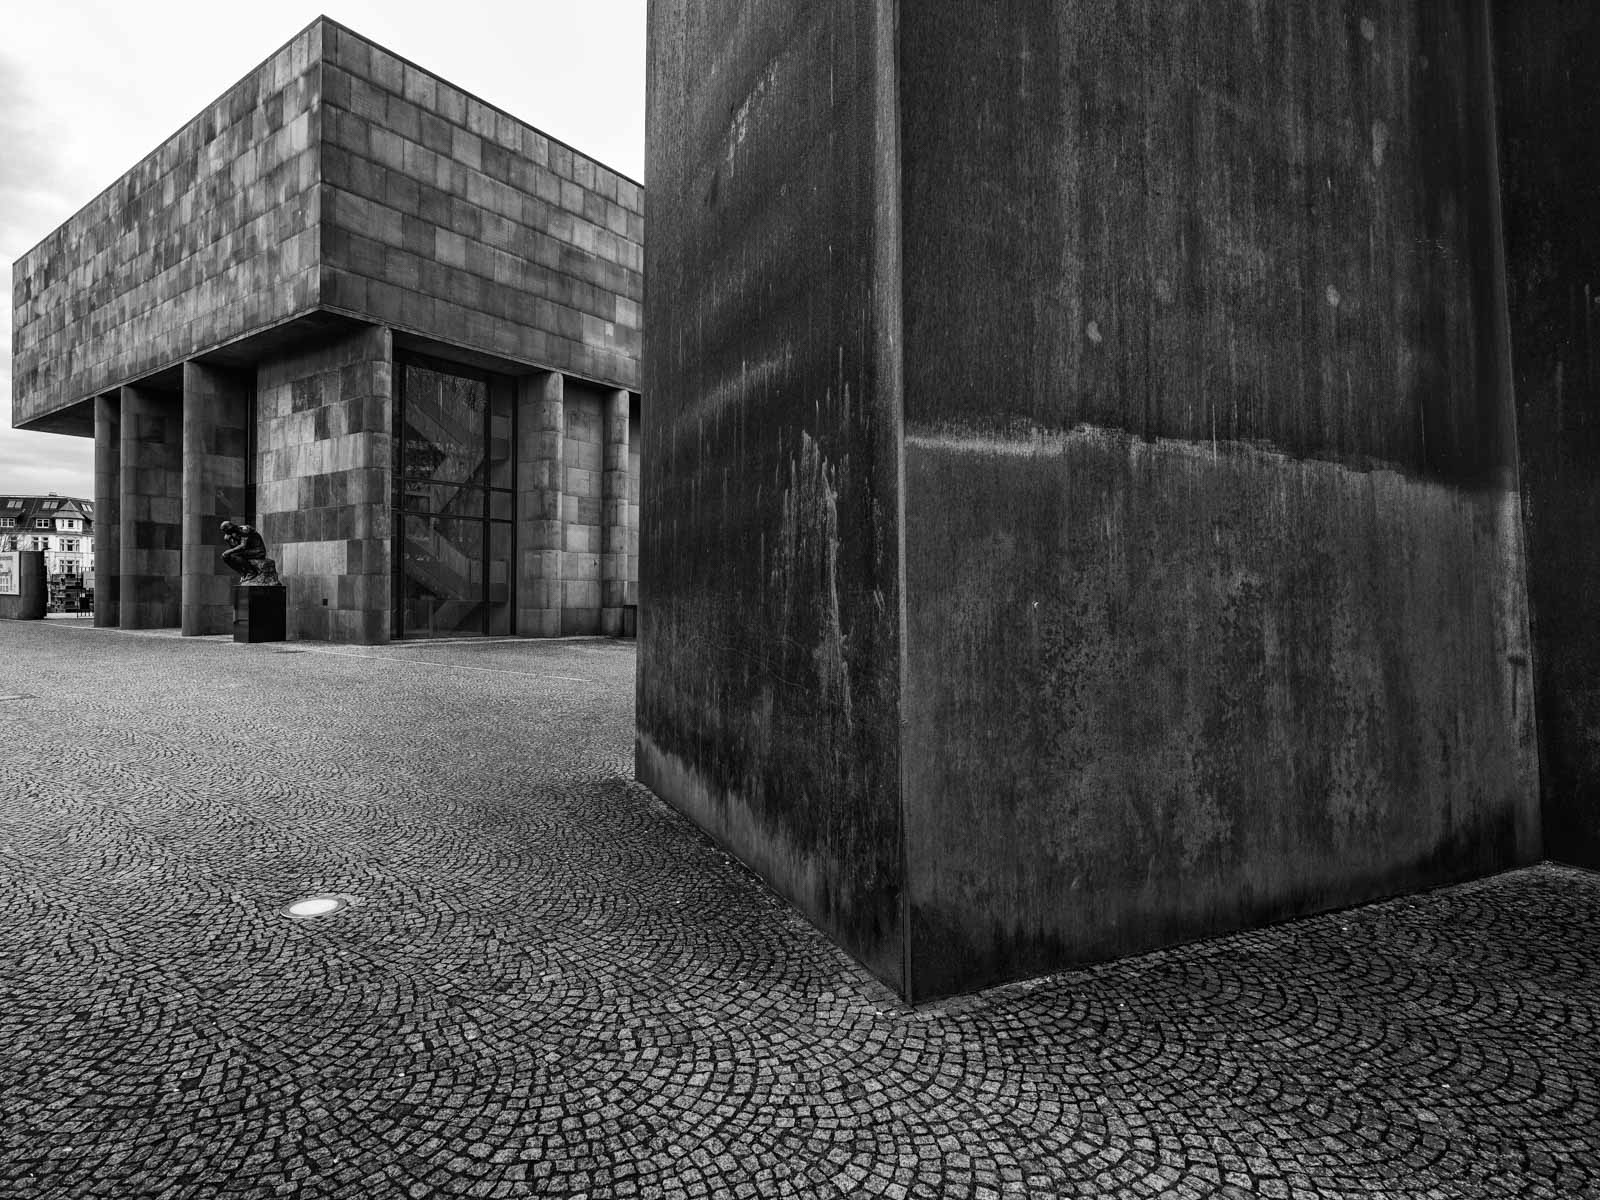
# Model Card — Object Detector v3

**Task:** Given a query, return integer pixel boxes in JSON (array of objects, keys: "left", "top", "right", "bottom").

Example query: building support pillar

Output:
[
  {"left": 119, "top": 384, "right": 183, "bottom": 629},
  {"left": 93, "top": 394, "right": 121, "bottom": 628},
  {"left": 516, "top": 371, "right": 565, "bottom": 637},
  {"left": 600, "top": 389, "right": 631, "bottom": 636},
  {"left": 181, "top": 362, "right": 251, "bottom": 635}
]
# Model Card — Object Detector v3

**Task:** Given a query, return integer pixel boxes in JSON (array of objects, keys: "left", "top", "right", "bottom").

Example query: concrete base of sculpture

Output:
[{"left": 233, "top": 584, "right": 286, "bottom": 643}]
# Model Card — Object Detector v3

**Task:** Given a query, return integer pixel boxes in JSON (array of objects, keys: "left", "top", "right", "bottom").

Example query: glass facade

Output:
[{"left": 393, "top": 358, "right": 514, "bottom": 638}]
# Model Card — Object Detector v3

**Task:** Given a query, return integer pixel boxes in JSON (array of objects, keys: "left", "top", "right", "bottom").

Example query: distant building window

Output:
[
  {"left": 0, "top": 518, "right": 12, "bottom": 528},
  {"left": 41, "top": 499, "right": 58, "bottom": 510},
  {"left": 62, "top": 539, "right": 79, "bottom": 553},
  {"left": 58, "top": 518, "right": 80, "bottom": 531},
  {"left": 29, "top": 537, "right": 47, "bottom": 551},
  {"left": 34, "top": 518, "right": 50, "bottom": 529},
  {"left": 1, "top": 537, "right": 14, "bottom": 551},
  {"left": 59, "top": 561, "right": 78, "bottom": 575},
  {"left": 3, "top": 499, "right": 21, "bottom": 509}
]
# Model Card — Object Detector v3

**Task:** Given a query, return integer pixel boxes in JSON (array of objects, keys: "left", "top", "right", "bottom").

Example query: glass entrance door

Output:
[{"left": 393, "top": 358, "right": 514, "bottom": 638}]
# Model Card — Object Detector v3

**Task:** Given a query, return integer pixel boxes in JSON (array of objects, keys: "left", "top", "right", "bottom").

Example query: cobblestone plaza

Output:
[{"left": 1, "top": 622, "right": 1596, "bottom": 1198}]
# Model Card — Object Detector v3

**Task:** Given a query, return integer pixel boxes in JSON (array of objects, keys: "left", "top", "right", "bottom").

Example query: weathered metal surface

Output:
[
  {"left": 638, "top": 0, "right": 905, "bottom": 989},
  {"left": 900, "top": 2, "right": 1509, "bottom": 480},
  {"left": 643, "top": 0, "right": 1541, "bottom": 1000},
  {"left": 904, "top": 429, "right": 1537, "bottom": 998},
  {"left": 891, "top": 0, "right": 1536, "bottom": 999},
  {"left": 1495, "top": 3, "right": 1600, "bottom": 870}
]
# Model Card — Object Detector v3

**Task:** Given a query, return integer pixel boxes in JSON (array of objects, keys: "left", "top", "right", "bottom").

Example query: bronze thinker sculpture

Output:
[{"left": 220, "top": 521, "right": 281, "bottom": 587}]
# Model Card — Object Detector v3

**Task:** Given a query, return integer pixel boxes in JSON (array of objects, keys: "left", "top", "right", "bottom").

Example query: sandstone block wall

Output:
[
  {"left": 13, "top": 16, "right": 643, "bottom": 442},
  {"left": 181, "top": 363, "right": 252, "bottom": 635},
  {"left": 12, "top": 16, "right": 644, "bottom": 649},
  {"left": 560, "top": 382, "right": 605, "bottom": 635},
  {"left": 119, "top": 386, "right": 184, "bottom": 630},
  {"left": 318, "top": 22, "right": 642, "bottom": 393},
  {"left": 626, "top": 407, "right": 640, "bottom": 610},
  {"left": 255, "top": 325, "right": 393, "bottom": 643},
  {"left": 11, "top": 27, "right": 320, "bottom": 429},
  {"left": 93, "top": 397, "right": 122, "bottom": 628},
  {"left": 515, "top": 372, "right": 564, "bottom": 638}
]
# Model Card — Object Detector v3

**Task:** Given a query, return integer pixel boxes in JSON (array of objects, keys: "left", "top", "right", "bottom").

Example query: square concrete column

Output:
[
  {"left": 255, "top": 325, "right": 392, "bottom": 644},
  {"left": 516, "top": 371, "right": 565, "bottom": 637},
  {"left": 600, "top": 388, "right": 631, "bottom": 636},
  {"left": 181, "top": 363, "right": 251, "bottom": 635},
  {"left": 119, "top": 385, "right": 183, "bottom": 629},
  {"left": 561, "top": 394, "right": 604, "bottom": 633},
  {"left": 93, "top": 394, "right": 121, "bottom": 628}
]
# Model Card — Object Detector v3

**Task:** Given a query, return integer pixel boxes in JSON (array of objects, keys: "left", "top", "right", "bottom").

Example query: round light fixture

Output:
[{"left": 283, "top": 894, "right": 350, "bottom": 919}]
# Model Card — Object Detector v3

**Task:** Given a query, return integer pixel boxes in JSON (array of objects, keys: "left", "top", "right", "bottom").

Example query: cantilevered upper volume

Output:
[
  {"left": 11, "top": 15, "right": 643, "bottom": 436},
  {"left": 12, "top": 17, "right": 643, "bottom": 647}
]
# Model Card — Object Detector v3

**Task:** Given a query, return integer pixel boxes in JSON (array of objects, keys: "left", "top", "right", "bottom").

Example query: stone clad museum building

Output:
[{"left": 11, "top": 18, "right": 642, "bottom": 643}]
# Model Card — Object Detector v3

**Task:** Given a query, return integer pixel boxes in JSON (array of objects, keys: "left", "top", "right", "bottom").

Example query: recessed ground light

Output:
[{"left": 282, "top": 894, "right": 351, "bottom": 919}]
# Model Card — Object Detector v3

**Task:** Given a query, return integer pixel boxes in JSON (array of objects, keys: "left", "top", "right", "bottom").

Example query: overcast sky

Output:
[{"left": 0, "top": 1, "right": 646, "bottom": 500}]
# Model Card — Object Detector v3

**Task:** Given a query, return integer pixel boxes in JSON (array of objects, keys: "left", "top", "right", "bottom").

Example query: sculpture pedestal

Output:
[{"left": 233, "top": 584, "right": 286, "bottom": 643}]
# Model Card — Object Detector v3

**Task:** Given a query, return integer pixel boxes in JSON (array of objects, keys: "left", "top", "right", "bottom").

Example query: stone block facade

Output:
[
  {"left": 626, "top": 409, "right": 640, "bottom": 612},
  {"left": 256, "top": 326, "right": 392, "bottom": 643},
  {"left": 12, "top": 28, "right": 321, "bottom": 432},
  {"left": 514, "top": 372, "right": 565, "bottom": 638},
  {"left": 181, "top": 363, "right": 251, "bottom": 636},
  {"left": 13, "top": 18, "right": 641, "bottom": 645},
  {"left": 92, "top": 397, "right": 122, "bottom": 628},
  {"left": 119, "top": 386, "right": 183, "bottom": 630},
  {"left": 600, "top": 390, "right": 631, "bottom": 634},
  {"left": 560, "top": 383, "right": 607, "bottom": 635},
  {"left": 319, "top": 25, "right": 641, "bottom": 391}
]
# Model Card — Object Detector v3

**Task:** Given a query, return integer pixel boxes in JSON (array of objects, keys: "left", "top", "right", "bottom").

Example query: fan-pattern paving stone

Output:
[{"left": 0, "top": 621, "right": 1596, "bottom": 1199}]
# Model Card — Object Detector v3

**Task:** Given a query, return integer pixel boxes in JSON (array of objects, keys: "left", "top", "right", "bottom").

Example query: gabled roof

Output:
[{"left": 0, "top": 495, "right": 95, "bottom": 534}]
